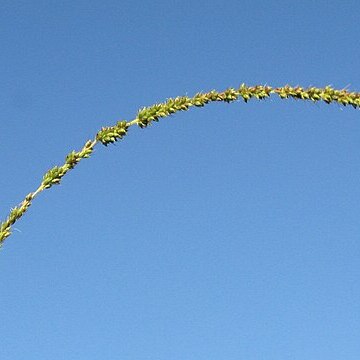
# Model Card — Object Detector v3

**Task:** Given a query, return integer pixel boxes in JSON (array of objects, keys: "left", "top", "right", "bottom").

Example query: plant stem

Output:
[{"left": 1, "top": 84, "right": 359, "bottom": 247}]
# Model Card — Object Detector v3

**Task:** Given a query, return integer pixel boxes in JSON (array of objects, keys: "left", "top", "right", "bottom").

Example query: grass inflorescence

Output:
[{"left": 1, "top": 84, "right": 360, "bottom": 247}]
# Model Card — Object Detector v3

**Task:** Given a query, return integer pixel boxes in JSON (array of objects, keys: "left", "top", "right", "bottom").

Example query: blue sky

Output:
[{"left": 1, "top": 1, "right": 360, "bottom": 359}]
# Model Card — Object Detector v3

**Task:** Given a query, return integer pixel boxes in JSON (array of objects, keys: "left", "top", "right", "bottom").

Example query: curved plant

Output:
[{"left": 1, "top": 84, "right": 360, "bottom": 247}]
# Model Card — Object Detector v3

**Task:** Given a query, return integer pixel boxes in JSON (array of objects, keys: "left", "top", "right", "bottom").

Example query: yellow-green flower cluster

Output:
[
  {"left": 41, "top": 140, "right": 95, "bottom": 190},
  {"left": 1, "top": 84, "right": 360, "bottom": 247},
  {"left": 96, "top": 121, "right": 129, "bottom": 145},
  {"left": 0, "top": 193, "right": 34, "bottom": 241},
  {"left": 134, "top": 84, "right": 360, "bottom": 130},
  {"left": 136, "top": 96, "right": 193, "bottom": 128},
  {"left": 273, "top": 85, "right": 360, "bottom": 107},
  {"left": 65, "top": 140, "right": 94, "bottom": 169},
  {"left": 134, "top": 86, "right": 274, "bottom": 129}
]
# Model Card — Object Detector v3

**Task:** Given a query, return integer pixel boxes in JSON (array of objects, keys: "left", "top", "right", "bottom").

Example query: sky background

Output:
[{"left": 1, "top": 1, "right": 360, "bottom": 359}]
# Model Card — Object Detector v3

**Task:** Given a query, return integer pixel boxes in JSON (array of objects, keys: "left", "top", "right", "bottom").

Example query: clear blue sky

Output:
[{"left": 1, "top": 1, "right": 360, "bottom": 359}]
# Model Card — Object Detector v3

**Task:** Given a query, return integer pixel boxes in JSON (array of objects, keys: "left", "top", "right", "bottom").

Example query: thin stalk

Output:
[{"left": 1, "top": 84, "right": 359, "bottom": 247}]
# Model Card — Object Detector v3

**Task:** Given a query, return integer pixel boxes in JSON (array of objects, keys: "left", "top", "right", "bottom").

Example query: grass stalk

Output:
[{"left": 1, "top": 84, "right": 359, "bottom": 247}]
